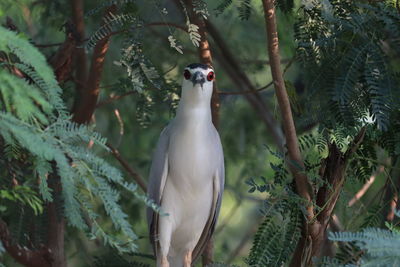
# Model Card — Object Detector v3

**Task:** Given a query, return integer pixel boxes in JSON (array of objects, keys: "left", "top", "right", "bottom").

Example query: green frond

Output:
[
  {"left": 333, "top": 44, "right": 369, "bottom": 106},
  {"left": 85, "top": 0, "right": 136, "bottom": 17},
  {"left": 86, "top": 13, "right": 137, "bottom": 50},
  {"left": 237, "top": 0, "right": 252, "bottom": 21},
  {"left": 15, "top": 63, "right": 67, "bottom": 119},
  {"left": 0, "top": 70, "right": 51, "bottom": 124},
  {"left": 277, "top": 0, "right": 295, "bottom": 14},
  {"left": 192, "top": 0, "right": 209, "bottom": 19},
  {"left": 214, "top": 0, "right": 233, "bottom": 16},
  {"left": 247, "top": 202, "right": 301, "bottom": 266}
]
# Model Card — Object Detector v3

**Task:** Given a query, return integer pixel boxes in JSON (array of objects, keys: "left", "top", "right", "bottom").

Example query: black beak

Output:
[{"left": 191, "top": 71, "right": 206, "bottom": 87}]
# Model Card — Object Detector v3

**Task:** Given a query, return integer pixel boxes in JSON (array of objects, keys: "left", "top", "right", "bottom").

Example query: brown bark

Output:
[
  {"left": 72, "top": 5, "right": 117, "bottom": 124},
  {"left": 290, "top": 129, "right": 366, "bottom": 266},
  {"left": 46, "top": 175, "right": 66, "bottom": 267},
  {"left": 45, "top": 29, "right": 79, "bottom": 266},
  {"left": 261, "top": 1, "right": 367, "bottom": 265},
  {"left": 49, "top": 27, "right": 76, "bottom": 83},
  {"left": 262, "top": 0, "right": 313, "bottom": 215},
  {"left": 71, "top": 0, "right": 88, "bottom": 95},
  {"left": 0, "top": 219, "right": 52, "bottom": 267}
]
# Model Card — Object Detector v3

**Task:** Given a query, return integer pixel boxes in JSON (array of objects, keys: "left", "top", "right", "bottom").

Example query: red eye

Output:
[
  {"left": 183, "top": 70, "right": 191, "bottom": 80},
  {"left": 207, "top": 71, "right": 215, "bottom": 81}
]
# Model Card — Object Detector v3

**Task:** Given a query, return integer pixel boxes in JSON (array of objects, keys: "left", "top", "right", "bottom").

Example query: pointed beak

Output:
[{"left": 191, "top": 71, "right": 206, "bottom": 87}]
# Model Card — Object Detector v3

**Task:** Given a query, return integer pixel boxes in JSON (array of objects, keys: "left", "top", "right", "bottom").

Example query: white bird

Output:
[{"left": 147, "top": 63, "right": 224, "bottom": 267}]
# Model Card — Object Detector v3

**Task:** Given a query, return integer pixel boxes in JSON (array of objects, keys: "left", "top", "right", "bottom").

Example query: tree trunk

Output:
[
  {"left": 261, "top": 1, "right": 366, "bottom": 265},
  {"left": 70, "top": 0, "right": 88, "bottom": 111},
  {"left": 47, "top": 176, "right": 66, "bottom": 267},
  {"left": 72, "top": 5, "right": 117, "bottom": 124}
]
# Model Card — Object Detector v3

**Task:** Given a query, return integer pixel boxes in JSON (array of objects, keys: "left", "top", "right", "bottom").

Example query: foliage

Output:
[
  {"left": 295, "top": 1, "right": 400, "bottom": 132},
  {"left": 0, "top": 0, "right": 399, "bottom": 266},
  {"left": 0, "top": 26, "right": 158, "bottom": 254},
  {"left": 324, "top": 216, "right": 400, "bottom": 266},
  {"left": 246, "top": 200, "right": 301, "bottom": 266}
]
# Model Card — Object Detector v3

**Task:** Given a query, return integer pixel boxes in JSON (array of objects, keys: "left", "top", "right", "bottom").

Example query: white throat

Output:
[{"left": 176, "top": 84, "right": 213, "bottom": 123}]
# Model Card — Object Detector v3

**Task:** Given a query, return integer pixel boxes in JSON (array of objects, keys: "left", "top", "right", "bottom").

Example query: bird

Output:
[{"left": 147, "top": 63, "right": 225, "bottom": 267}]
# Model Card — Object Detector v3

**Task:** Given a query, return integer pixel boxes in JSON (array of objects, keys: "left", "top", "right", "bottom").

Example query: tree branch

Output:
[
  {"left": 348, "top": 166, "right": 384, "bottom": 207},
  {"left": 217, "top": 57, "right": 294, "bottom": 96},
  {"left": 145, "top": 22, "right": 187, "bottom": 32},
  {"left": 0, "top": 219, "right": 52, "bottom": 267},
  {"left": 262, "top": 0, "right": 313, "bottom": 210},
  {"left": 205, "top": 20, "right": 285, "bottom": 151},
  {"left": 96, "top": 91, "right": 138, "bottom": 108},
  {"left": 72, "top": 5, "right": 117, "bottom": 123},
  {"left": 106, "top": 143, "right": 147, "bottom": 193}
]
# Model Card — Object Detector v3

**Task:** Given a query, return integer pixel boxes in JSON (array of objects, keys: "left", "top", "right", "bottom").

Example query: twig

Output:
[
  {"left": 34, "top": 42, "right": 66, "bottom": 48},
  {"left": 348, "top": 166, "right": 384, "bottom": 207},
  {"left": 96, "top": 91, "right": 138, "bottom": 108},
  {"left": 145, "top": 22, "right": 187, "bottom": 32},
  {"left": 218, "top": 81, "right": 273, "bottom": 95},
  {"left": 217, "top": 58, "right": 294, "bottom": 96},
  {"left": 106, "top": 142, "right": 147, "bottom": 192}
]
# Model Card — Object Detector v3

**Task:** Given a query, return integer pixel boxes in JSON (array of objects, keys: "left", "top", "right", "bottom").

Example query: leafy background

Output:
[{"left": 0, "top": 0, "right": 399, "bottom": 266}]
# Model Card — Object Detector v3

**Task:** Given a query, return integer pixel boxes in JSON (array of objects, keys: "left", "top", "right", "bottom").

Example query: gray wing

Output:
[
  {"left": 146, "top": 124, "right": 171, "bottom": 254},
  {"left": 192, "top": 131, "right": 225, "bottom": 261}
]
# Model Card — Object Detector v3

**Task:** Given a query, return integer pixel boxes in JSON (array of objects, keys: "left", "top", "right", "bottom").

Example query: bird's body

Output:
[{"left": 147, "top": 63, "right": 224, "bottom": 267}]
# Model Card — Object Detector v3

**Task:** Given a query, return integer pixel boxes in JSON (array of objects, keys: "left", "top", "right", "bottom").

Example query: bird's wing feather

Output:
[
  {"left": 192, "top": 132, "right": 225, "bottom": 261},
  {"left": 146, "top": 124, "right": 171, "bottom": 255}
]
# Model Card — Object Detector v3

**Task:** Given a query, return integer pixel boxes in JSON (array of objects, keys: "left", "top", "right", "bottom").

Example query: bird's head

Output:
[{"left": 180, "top": 63, "right": 215, "bottom": 105}]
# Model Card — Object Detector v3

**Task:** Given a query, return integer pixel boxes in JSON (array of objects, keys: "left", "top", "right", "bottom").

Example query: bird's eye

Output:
[
  {"left": 183, "top": 70, "right": 191, "bottom": 80},
  {"left": 207, "top": 71, "right": 215, "bottom": 81}
]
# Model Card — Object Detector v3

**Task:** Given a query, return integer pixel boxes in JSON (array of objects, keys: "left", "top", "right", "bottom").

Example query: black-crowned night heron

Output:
[{"left": 147, "top": 63, "right": 225, "bottom": 267}]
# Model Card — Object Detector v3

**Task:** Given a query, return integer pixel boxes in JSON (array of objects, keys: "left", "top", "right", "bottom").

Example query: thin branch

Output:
[
  {"left": 106, "top": 142, "right": 147, "bottom": 192},
  {"left": 34, "top": 42, "right": 66, "bottom": 48},
  {"left": 96, "top": 91, "right": 138, "bottom": 108},
  {"left": 145, "top": 22, "right": 187, "bottom": 32},
  {"left": 205, "top": 20, "right": 285, "bottom": 151},
  {"left": 218, "top": 57, "right": 294, "bottom": 95},
  {"left": 239, "top": 58, "right": 292, "bottom": 65},
  {"left": 348, "top": 166, "right": 384, "bottom": 207},
  {"left": 218, "top": 81, "right": 273, "bottom": 95}
]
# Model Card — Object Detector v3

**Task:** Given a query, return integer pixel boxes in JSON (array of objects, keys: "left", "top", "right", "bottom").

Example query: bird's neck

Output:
[{"left": 176, "top": 99, "right": 212, "bottom": 124}]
